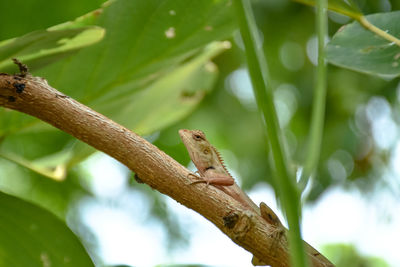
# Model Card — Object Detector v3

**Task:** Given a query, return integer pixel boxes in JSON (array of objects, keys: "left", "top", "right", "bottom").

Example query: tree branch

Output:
[{"left": 0, "top": 69, "right": 333, "bottom": 267}]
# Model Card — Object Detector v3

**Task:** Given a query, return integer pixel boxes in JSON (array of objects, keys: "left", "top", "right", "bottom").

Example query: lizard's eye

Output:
[{"left": 193, "top": 134, "right": 203, "bottom": 140}]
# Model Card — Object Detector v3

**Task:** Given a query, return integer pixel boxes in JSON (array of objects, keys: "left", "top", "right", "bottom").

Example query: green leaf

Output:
[
  {"left": 0, "top": 26, "right": 105, "bottom": 73},
  {"left": 68, "top": 41, "right": 228, "bottom": 166},
  {"left": 97, "top": 41, "right": 228, "bottom": 135},
  {"left": 0, "top": 150, "right": 68, "bottom": 181},
  {"left": 0, "top": 131, "right": 86, "bottom": 216},
  {"left": 36, "top": 0, "right": 235, "bottom": 101},
  {"left": 0, "top": 191, "right": 94, "bottom": 267},
  {"left": 293, "top": 0, "right": 362, "bottom": 19},
  {"left": 0, "top": 0, "right": 234, "bottom": 205},
  {"left": 326, "top": 11, "right": 400, "bottom": 77},
  {"left": 0, "top": 0, "right": 235, "bottom": 163}
]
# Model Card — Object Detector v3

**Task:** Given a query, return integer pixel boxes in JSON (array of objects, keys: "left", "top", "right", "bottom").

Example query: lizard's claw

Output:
[
  {"left": 186, "top": 172, "right": 209, "bottom": 186},
  {"left": 186, "top": 172, "right": 202, "bottom": 184},
  {"left": 187, "top": 172, "right": 199, "bottom": 179},
  {"left": 190, "top": 180, "right": 208, "bottom": 186}
]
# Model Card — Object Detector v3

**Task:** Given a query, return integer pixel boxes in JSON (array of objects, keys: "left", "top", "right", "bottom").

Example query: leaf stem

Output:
[
  {"left": 0, "top": 151, "right": 66, "bottom": 181},
  {"left": 358, "top": 16, "right": 400, "bottom": 47},
  {"left": 233, "top": 1, "right": 308, "bottom": 266},
  {"left": 299, "top": 0, "right": 328, "bottom": 191},
  {"left": 294, "top": 0, "right": 400, "bottom": 47}
]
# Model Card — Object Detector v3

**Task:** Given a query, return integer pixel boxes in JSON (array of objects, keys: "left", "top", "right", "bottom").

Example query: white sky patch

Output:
[
  {"left": 326, "top": 158, "right": 347, "bottom": 182},
  {"left": 84, "top": 154, "right": 129, "bottom": 198},
  {"left": 303, "top": 186, "right": 400, "bottom": 266},
  {"left": 164, "top": 196, "right": 253, "bottom": 267},
  {"left": 274, "top": 83, "right": 298, "bottom": 128},
  {"left": 165, "top": 27, "right": 176, "bottom": 39},
  {"left": 79, "top": 199, "right": 166, "bottom": 266},
  {"left": 391, "top": 140, "right": 400, "bottom": 175},
  {"left": 169, "top": 10, "right": 176, "bottom": 16},
  {"left": 365, "top": 96, "right": 398, "bottom": 149},
  {"left": 306, "top": 35, "right": 329, "bottom": 66},
  {"left": 226, "top": 68, "right": 256, "bottom": 110},
  {"left": 306, "top": 35, "right": 318, "bottom": 66}
]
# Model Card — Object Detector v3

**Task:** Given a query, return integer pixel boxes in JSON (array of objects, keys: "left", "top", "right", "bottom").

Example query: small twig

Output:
[{"left": 12, "top": 58, "right": 30, "bottom": 77}]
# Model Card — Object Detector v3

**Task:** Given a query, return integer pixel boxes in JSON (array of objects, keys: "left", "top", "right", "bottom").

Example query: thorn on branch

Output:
[{"left": 12, "top": 58, "right": 29, "bottom": 77}]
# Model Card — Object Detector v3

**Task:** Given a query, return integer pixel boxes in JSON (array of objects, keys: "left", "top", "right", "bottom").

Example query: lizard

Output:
[
  {"left": 179, "top": 129, "right": 259, "bottom": 213},
  {"left": 179, "top": 129, "right": 285, "bottom": 265}
]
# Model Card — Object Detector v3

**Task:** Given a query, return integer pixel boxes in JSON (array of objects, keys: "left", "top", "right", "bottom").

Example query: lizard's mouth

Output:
[
  {"left": 178, "top": 129, "right": 189, "bottom": 136},
  {"left": 178, "top": 129, "right": 188, "bottom": 140}
]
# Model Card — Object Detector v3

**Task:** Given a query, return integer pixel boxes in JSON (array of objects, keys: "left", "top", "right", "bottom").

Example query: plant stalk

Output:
[{"left": 233, "top": 1, "right": 308, "bottom": 266}]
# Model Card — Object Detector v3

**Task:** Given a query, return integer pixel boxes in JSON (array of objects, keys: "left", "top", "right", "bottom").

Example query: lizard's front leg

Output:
[
  {"left": 189, "top": 168, "right": 234, "bottom": 186},
  {"left": 187, "top": 172, "right": 205, "bottom": 184}
]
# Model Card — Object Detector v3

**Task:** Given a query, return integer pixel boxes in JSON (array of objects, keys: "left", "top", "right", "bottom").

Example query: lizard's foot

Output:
[
  {"left": 267, "top": 228, "right": 286, "bottom": 257},
  {"left": 190, "top": 180, "right": 208, "bottom": 185},
  {"left": 187, "top": 172, "right": 200, "bottom": 179},
  {"left": 186, "top": 172, "right": 209, "bottom": 186}
]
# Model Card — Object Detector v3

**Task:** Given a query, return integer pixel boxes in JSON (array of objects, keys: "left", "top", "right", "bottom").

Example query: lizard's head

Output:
[
  {"left": 179, "top": 129, "right": 215, "bottom": 164},
  {"left": 179, "top": 129, "right": 208, "bottom": 147},
  {"left": 189, "top": 129, "right": 206, "bottom": 141}
]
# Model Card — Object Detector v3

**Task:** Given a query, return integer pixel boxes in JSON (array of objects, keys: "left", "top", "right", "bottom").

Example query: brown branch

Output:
[{"left": 0, "top": 68, "right": 334, "bottom": 267}]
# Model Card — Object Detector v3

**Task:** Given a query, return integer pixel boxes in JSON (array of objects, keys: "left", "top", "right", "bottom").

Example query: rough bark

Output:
[{"left": 0, "top": 68, "right": 334, "bottom": 267}]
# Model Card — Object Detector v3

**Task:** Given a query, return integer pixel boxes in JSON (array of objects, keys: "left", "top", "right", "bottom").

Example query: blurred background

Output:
[{"left": 1, "top": 0, "right": 400, "bottom": 266}]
